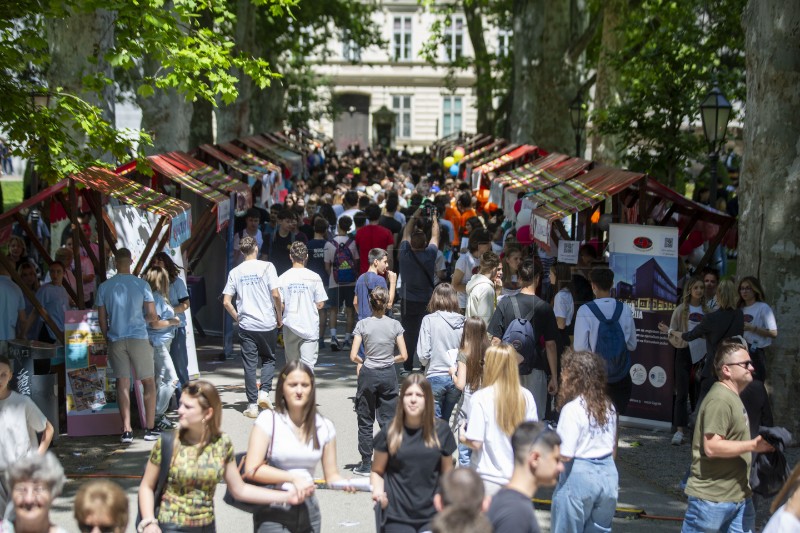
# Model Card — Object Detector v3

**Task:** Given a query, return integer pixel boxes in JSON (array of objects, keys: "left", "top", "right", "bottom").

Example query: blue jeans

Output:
[
  {"left": 458, "top": 443, "right": 472, "bottom": 467},
  {"left": 551, "top": 455, "right": 618, "bottom": 533},
  {"left": 682, "top": 496, "right": 754, "bottom": 533},
  {"left": 428, "top": 375, "right": 461, "bottom": 421},
  {"left": 169, "top": 326, "right": 189, "bottom": 388}
]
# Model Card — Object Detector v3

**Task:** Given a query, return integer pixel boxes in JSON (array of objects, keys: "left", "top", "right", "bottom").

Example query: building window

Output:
[
  {"left": 392, "top": 95, "right": 412, "bottom": 138},
  {"left": 442, "top": 96, "right": 462, "bottom": 136},
  {"left": 497, "top": 28, "right": 512, "bottom": 57},
  {"left": 342, "top": 32, "right": 361, "bottom": 62},
  {"left": 444, "top": 16, "right": 464, "bottom": 61},
  {"left": 393, "top": 16, "right": 412, "bottom": 61}
]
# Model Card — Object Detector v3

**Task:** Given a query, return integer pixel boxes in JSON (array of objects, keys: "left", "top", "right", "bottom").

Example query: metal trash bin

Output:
[{"left": 9, "top": 340, "right": 60, "bottom": 439}]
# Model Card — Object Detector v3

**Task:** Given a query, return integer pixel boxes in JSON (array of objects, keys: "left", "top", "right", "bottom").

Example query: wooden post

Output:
[
  {"left": 134, "top": 215, "right": 169, "bottom": 276},
  {"left": 93, "top": 190, "right": 107, "bottom": 284},
  {"left": 679, "top": 212, "right": 701, "bottom": 245},
  {"left": 694, "top": 219, "right": 733, "bottom": 272},
  {"left": 68, "top": 180, "right": 85, "bottom": 309}
]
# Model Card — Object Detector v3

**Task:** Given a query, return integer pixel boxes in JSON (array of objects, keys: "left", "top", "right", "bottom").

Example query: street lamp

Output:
[
  {"left": 569, "top": 95, "right": 585, "bottom": 158},
  {"left": 699, "top": 86, "right": 732, "bottom": 209}
]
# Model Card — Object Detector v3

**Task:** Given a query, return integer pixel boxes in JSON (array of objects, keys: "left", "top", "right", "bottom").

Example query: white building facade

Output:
[{"left": 312, "top": 1, "right": 507, "bottom": 152}]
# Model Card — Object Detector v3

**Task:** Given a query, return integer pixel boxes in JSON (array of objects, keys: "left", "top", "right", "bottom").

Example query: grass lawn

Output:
[{"left": 2, "top": 181, "right": 23, "bottom": 213}]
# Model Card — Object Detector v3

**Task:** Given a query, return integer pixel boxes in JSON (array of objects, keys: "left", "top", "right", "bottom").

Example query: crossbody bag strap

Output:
[{"left": 408, "top": 247, "right": 435, "bottom": 288}]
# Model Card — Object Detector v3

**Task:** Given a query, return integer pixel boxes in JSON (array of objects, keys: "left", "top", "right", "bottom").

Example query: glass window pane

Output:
[
  {"left": 392, "top": 96, "right": 399, "bottom": 109},
  {"left": 455, "top": 97, "right": 462, "bottom": 112},
  {"left": 403, "top": 96, "right": 410, "bottom": 109}
]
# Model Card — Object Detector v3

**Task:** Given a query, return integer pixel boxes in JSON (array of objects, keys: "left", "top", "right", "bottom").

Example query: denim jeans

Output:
[
  {"left": 153, "top": 341, "right": 178, "bottom": 416},
  {"left": 428, "top": 375, "right": 461, "bottom": 422},
  {"left": 457, "top": 443, "right": 472, "bottom": 467},
  {"left": 520, "top": 369, "right": 547, "bottom": 420},
  {"left": 169, "top": 326, "right": 189, "bottom": 388},
  {"left": 682, "top": 496, "right": 754, "bottom": 533},
  {"left": 551, "top": 455, "right": 618, "bottom": 533}
]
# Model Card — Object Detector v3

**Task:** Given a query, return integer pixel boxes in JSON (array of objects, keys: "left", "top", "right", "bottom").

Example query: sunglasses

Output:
[{"left": 78, "top": 525, "right": 116, "bottom": 533}]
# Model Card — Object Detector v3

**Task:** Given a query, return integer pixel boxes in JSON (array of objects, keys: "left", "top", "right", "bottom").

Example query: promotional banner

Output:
[
  {"left": 64, "top": 309, "right": 146, "bottom": 436},
  {"left": 608, "top": 223, "right": 679, "bottom": 429}
]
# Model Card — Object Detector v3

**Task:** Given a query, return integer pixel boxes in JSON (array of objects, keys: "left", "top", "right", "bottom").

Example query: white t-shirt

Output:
[
  {"left": 323, "top": 236, "right": 359, "bottom": 288},
  {"left": 278, "top": 267, "right": 328, "bottom": 340},
  {"left": 556, "top": 396, "right": 617, "bottom": 459},
  {"left": 455, "top": 252, "right": 480, "bottom": 308},
  {"left": 222, "top": 259, "right": 279, "bottom": 331},
  {"left": 0, "top": 391, "right": 47, "bottom": 470},
  {"left": 687, "top": 304, "right": 707, "bottom": 363},
  {"left": 762, "top": 505, "right": 800, "bottom": 533},
  {"left": 338, "top": 208, "right": 359, "bottom": 223},
  {"left": 253, "top": 411, "right": 336, "bottom": 480},
  {"left": 573, "top": 298, "right": 638, "bottom": 353},
  {"left": 465, "top": 385, "right": 538, "bottom": 486},
  {"left": 742, "top": 301, "right": 778, "bottom": 349},
  {"left": 553, "top": 288, "right": 575, "bottom": 327}
]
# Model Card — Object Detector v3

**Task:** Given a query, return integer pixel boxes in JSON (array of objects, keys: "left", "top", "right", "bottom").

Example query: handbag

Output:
[
  {"left": 136, "top": 431, "right": 176, "bottom": 528},
  {"left": 223, "top": 410, "right": 276, "bottom": 513}
]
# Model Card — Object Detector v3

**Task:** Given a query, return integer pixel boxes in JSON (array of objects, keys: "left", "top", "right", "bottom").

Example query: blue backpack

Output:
[
  {"left": 586, "top": 301, "right": 631, "bottom": 383},
  {"left": 502, "top": 296, "right": 538, "bottom": 376}
]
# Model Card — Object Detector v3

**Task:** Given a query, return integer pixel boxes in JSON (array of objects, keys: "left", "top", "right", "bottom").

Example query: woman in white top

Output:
[
  {"left": 244, "top": 361, "right": 353, "bottom": 532},
  {"left": 737, "top": 276, "right": 777, "bottom": 381},
  {"left": 764, "top": 464, "right": 800, "bottom": 533},
  {"left": 658, "top": 277, "right": 708, "bottom": 446},
  {"left": 550, "top": 263, "right": 575, "bottom": 350},
  {"left": 463, "top": 343, "right": 538, "bottom": 496},
  {"left": 551, "top": 350, "right": 618, "bottom": 533},
  {"left": 500, "top": 246, "right": 523, "bottom": 299}
]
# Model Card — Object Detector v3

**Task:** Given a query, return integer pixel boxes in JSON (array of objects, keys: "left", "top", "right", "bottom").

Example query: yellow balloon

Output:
[
  {"left": 443, "top": 156, "right": 455, "bottom": 169},
  {"left": 453, "top": 147, "right": 465, "bottom": 162}
]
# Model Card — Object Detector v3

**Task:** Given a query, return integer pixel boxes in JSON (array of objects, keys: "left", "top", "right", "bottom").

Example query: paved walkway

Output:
[{"left": 48, "top": 336, "right": 688, "bottom": 532}]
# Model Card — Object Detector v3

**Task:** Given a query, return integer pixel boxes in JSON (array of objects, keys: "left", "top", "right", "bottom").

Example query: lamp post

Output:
[
  {"left": 28, "top": 92, "right": 50, "bottom": 197},
  {"left": 699, "top": 86, "right": 732, "bottom": 209},
  {"left": 569, "top": 95, "right": 585, "bottom": 158}
]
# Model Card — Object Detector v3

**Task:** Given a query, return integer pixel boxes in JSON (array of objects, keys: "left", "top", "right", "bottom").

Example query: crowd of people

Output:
[{"left": 0, "top": 142, "right": 795, "bottom": 533}]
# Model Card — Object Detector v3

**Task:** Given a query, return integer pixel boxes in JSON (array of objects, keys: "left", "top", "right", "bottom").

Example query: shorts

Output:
[
  {"left": 108, "top": 338, "right": 155, "bottom": 380},
  {"left": 328, "top": 285, "right": 355, "bottom": 309}
]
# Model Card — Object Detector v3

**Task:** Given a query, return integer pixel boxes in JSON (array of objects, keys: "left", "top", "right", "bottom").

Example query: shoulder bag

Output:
[
  {"left": 223, "top": 410, "right": 276, "bottom": 513},
  {"left": 135, "top": 431, "right": 176, "bottom": 529}
]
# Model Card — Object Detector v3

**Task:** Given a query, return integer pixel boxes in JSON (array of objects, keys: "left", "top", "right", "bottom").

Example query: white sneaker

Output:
[
  {"left": 258, "top": 391, "right": 273, "bottom": 411},
  {"left": 244, "top": 403, "right": 260, "bottom": 418},
  {"left": 671, "top": 430, "right": 684, "bottom": 446}
]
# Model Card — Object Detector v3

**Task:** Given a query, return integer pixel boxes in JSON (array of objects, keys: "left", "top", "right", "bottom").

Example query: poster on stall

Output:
[
  {"left": 64, "top": 309, "right": 146, "bottom": 436},
  {"left": 608, "top": 223, "right": 679, "bottom": 429}
]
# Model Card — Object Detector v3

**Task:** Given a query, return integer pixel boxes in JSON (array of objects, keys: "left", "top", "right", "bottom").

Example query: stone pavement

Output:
[{"left": 48, "top": 336, "right": 688, "bottom": 532}]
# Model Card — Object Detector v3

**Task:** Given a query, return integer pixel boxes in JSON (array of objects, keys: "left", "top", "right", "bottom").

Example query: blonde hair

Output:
[
  {"left": 715, "top": 279, "right": 738, "bottom": 310},
  {"left": 74, "top": 480, "right": 128, "bottom": 533},
  {"left": 680, "top": 277, "right": 708, "bottom": 330},
  {"left": 144, "top": 266, "right": 170, "bottom": 298},
  {"left": 482, "top": 344, "right": 526, "bottom": 436}
]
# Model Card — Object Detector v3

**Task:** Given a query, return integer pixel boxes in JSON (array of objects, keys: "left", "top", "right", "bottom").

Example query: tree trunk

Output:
[
  {"left": 463, "top": 1, "right": 494, "bottom": 135},
  {"left": 46, "top": 8, "right": 116, "bottom": 159},
  {"left": 251, "top": 81, "right": 286, "bottom": 134},
  {"left": 216, "top": 0, "right": 256, "bottom": 142},
  {"left": 137, "top": 56, "right": 193, "bottom": 154},
  {"left": 739, "top": 0, "right": 800, "bottom": 435},
  {"left": 591, "top": 0, "right": 624, "bottom": 163},
  {"left": 188, "top": 8, "right": 215, "bottom": 149},
  {"left": 510, "top": 0, "right": 583, "bottom": 153}
]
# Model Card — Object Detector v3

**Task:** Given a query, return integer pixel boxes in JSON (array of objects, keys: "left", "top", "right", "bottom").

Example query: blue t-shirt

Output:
[
  {"left": 0, "top": 276, "right": 25, "bottom": 341},
  {"left": 95, "top": 274, "right": 154, "bottom": 341},
  {"left": 148, "top": 292, "right": 176, "bottom": 347},
  {"left": 35, "top": 283, "right": 70, "bottom": 341},
  {"left": 306, "top": 238, "right": 328, "bottom": 287},
  {"left": 168, "top": 276, "right": 190, "bottom": 328},
  {"left": 355, "top": 272, "right": 388, "bottom": 320}
]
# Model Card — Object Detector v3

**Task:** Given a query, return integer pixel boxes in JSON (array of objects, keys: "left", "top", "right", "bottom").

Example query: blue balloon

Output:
[{"left": 449, "top": 163, "right": 459, "bottom": 176}]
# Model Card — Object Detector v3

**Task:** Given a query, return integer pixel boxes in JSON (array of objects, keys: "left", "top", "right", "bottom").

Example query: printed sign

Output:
[
  {"left": 609, "top": 223, "right": 679, "bottom": 429},
  {"left": 557, "top": 240, "right": 580, "bottom": 264}
]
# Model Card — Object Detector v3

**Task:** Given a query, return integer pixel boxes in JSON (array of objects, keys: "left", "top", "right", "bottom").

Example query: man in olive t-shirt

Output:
[{"left": 682, "top": 339, "right": 774, "bottom": 533}]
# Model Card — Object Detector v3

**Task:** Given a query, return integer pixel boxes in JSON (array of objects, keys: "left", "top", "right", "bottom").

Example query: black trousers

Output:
[
  {"left": 607, "top": 374, "right": 633, "bottom": 416},
  {"left": 400, "top": 300, "right": 428, "bottom": 372},
  {"left": 673, "top": 347, "right": 701, "bottom": 429},
  {"left": 356, "top": 366, "right": 398, "bottom": 461}
]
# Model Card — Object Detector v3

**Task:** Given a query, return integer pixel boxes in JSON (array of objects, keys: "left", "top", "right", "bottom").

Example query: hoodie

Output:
[
  {"left": 466, "top": 274, "right": 496, "bottom": 325},
  {"left": 417, "top": 311, "right": 466, "bottom": 378}
]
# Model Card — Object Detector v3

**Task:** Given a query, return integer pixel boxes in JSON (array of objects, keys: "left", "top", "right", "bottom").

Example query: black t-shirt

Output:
[
  {"left": 306, "top": 238, "right": 328, "bottom": 286},
  {"left": 374, "top": 419, "right": 457, "bottom": 526},
  {"left": 488, "top": 488, "right": 541, "bottom": 533},
  {"left": 266, "top": 231, "right": 308, "bottom": 275},
  {"left": 487, "top": 293, "right": 559, "bottom": 372},
  {"left": 379, "top": 215, "right": 402, "bottom": 236}
]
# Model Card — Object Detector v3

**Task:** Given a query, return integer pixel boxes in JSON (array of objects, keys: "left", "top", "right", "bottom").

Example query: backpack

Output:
[
  {"left": 586, "top": 301, "right": 631, "bottom": 383},
  {"left": 502, "top": 296, "right": 538, "bottom": 376},
  {"left": 331, "top": 237, "right": 357, "bottom": 284}
]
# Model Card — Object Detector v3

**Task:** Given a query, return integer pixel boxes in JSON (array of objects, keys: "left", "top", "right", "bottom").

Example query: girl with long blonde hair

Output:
[
  {"left": 463, "top": 343, "right": 538, "bottom": 496},
  {"left": 371, "top": 374, "right": 456, "bottom": 532},
  {"left": 451, "top": 317, "right": 490, "bottom": 466}
]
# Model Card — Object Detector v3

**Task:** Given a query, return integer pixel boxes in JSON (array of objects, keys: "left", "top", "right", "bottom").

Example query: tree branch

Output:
[{"left": 566, "top": 4, "right": 604, "bottom": 64}]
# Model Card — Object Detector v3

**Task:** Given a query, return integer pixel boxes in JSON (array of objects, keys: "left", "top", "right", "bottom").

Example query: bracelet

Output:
[{"left": 137, "top": 518, "right": 158, "bottom": 533}]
